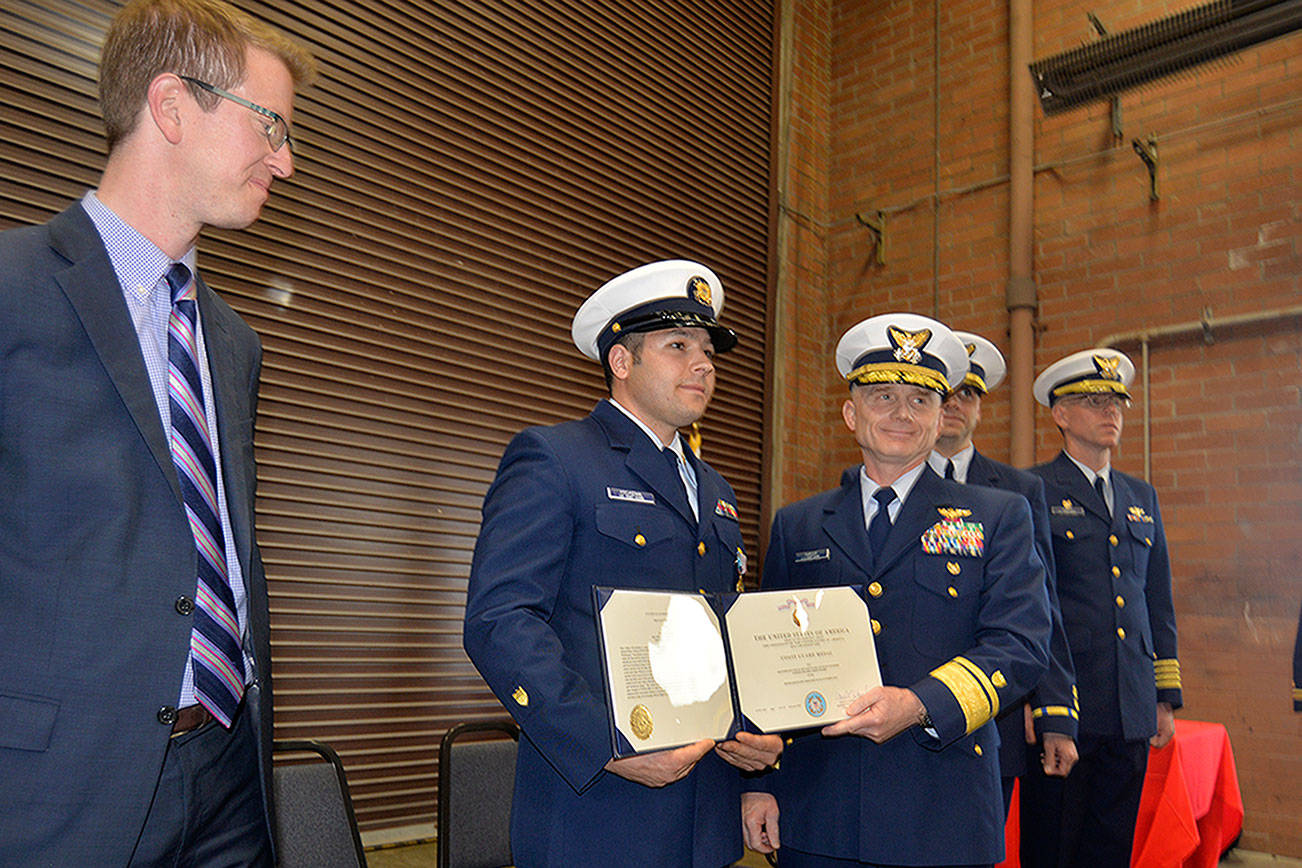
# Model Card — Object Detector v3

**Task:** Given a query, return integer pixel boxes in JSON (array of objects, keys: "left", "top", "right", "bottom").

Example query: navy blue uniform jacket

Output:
[
  {"left": 754, "top": 465, "right": 1050, "bottom": 865},
  {"left": 0, "top": 204, "right": 273, "bottom": 863},
  {"left": 1032, "top": 452, "right": 1181, "bottom": 739},
  {"left": 464, "top": 400, "right": 747, "bottom": 868},
  {"left": 966, "top": 451, "right": 1078, "bottom": 776}
]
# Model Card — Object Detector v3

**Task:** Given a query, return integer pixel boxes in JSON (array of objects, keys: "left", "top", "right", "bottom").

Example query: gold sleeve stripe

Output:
[
  {"left": 1154, "top": 658, "right": 1182, "bottom": 690},
  {"left": 954, "top": 656, "right": 1001, "bottom": 719},
  {"left": 930, "top": 657, "right": 996, "bottom": 734},
  {"left": 1293, "top": 686, "right": 1302, "bottom": 700},
  {"left": 1032, "top": 705, "right": 1079, "bottom": 719}
]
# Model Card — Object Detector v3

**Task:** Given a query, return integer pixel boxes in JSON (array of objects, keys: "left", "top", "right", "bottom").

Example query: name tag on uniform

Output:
[
  {"left": 1051, "top": 498, "right": 1085, "bottom": 516},
  {"left": 794, "top": 548, "right": 830, "bottom": 564},
  {"left": 607, "top": 487, "right": 655, "bottom": 504}
]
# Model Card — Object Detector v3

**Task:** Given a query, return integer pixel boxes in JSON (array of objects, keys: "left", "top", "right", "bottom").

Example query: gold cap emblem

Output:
[
  {"left": 1094, "top": 353, "right": 1122, "bottom": 380},
  {"left": 688, "top": 275, "right": 712, "bottom": 306},
  {"left": 888, "top": 325, "right": 931, "bottom": 365}
]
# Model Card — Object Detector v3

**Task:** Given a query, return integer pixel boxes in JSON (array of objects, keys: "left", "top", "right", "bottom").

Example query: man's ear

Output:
[
  {"left": 608, "top": 343, "right": 632, "bottom": 383},
  {"left": 841, "top": 396, "right": 857, "bottom": 433},
  {"left": 1050, "top": 401, "right": 1068, "bottom": 429},
  {"left": 146, "top": 73, "right": 188, "bottom": 145}
]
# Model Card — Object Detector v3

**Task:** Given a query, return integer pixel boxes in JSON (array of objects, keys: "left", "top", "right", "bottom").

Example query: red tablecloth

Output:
[{"left": 997, "top": 719, "right": 1244, "bottom": 868}]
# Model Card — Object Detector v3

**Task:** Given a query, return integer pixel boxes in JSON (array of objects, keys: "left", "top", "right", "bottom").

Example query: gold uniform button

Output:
[
  {"left": 1145, "top": 537, "right": 1152, "bottom": 546},
  {"left": 974, "top": 744, "right": 983, "bottom": 756},
  {"left": 992, "top": 671, "right": 1007, "bottom": 688},
  {"left": 947, "top": 561, "right": 960, "bottom": 575},
  {"left": 1109, "top": 534, "right": 1119, "bottom": 546},
  {"left": 1066, "top": 530, "right": 1075, "bottom": 539},
  {"left": 1115, "top": 595, "right": 1125, "bottom": 608},
  {"left": 1112, "top": 566, "right": 1121, "bottom": 578},
  {"left": 634, "top": 533, "right": 646, "bottom": 547},
  {"left": 947, "top": 586, "right": 958, "bottom": 598},
  {"left": 698, "top": 541, "right": 706, "bottom": 556},
  {"left": 1117, "top": 627, "right": 1126, "bottom": 639},
  {"left": 871, "top": 619, "right": 882, "bottom": 636},
  {"left": 868, "top": 581, "right": 883, "bottom": 598}
]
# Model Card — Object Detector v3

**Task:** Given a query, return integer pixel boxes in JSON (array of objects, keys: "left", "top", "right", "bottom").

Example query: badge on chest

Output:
[{"left": 921, "top": 507, "right": 984, "bottom": 557}]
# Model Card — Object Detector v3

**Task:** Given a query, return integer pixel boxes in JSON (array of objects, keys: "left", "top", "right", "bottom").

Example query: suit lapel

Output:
[
  {"left": 969, "top": 450, "right": 1001, "bottom": 488},
  {"left": 48, "top": 206, "right": 182, "bottom": 505},
  {"left": 198, "top": 279, "right": 255, "bottom": 568},
  {"left": 594, "top": 402, "right": 697, "bottom": 528},
  {"left": 1052, "top": 451, "right": 1110, "bottom": 523},
  {"left": 876, "top": 466, "right": 943, "bottom": 574},
  {"left": 821, "top": 475, "right": 874, "bottom": 577}
]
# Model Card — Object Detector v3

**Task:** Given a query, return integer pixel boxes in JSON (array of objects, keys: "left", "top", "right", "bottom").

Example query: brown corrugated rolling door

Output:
[{"left": 1, "top": 0, "right": 773, "bottom": 838}]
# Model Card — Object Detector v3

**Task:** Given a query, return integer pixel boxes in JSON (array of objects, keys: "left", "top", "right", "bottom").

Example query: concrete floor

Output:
[{"left": 365, "top": 842, "right": 1302, "bottom": 868}]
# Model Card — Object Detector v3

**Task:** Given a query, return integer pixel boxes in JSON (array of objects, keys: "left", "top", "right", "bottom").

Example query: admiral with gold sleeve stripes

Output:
[{"left": 749, "top": 465, "right": 1051, "bottom": 866}]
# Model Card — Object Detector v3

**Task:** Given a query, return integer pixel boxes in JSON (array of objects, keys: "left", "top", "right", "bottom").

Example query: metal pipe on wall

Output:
[
  {"left": 1008, "top": 0, "right": 1037, "bottom": 468},
  {"left": 1101, "top": 304, "right": 1302, "bottom": 482}
]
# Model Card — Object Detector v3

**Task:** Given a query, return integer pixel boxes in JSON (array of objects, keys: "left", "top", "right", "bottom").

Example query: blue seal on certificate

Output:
[{"left": 805, "top": 691, "right": 827, "bottom": 717}]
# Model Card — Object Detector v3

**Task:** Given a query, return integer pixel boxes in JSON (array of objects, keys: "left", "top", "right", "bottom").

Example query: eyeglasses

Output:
[
  {"left": 1063, "top": 393, "right": 1131, "bottom": 411},
  {"left": 179, "top": 75, "right": 293, "bottom": 153}
]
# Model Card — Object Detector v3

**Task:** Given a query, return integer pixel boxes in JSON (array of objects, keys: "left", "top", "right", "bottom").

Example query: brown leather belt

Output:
[{"left": 171, "top": 704, "right": 213, "bottom": 735}]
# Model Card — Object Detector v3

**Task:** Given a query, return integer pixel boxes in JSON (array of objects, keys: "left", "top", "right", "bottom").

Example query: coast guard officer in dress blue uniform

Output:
[
  {"left": 1020, "top": 348, "right": 1182, "bottom": 868},
  {"left": 464, "top": 260, "right": 782, "bottom": 868},
  {"left": 929, "top": 333, "right": 1079, "bottom": 812},
  {"left": 742, "top": 314, "right": 1051, "bottom": 868}
]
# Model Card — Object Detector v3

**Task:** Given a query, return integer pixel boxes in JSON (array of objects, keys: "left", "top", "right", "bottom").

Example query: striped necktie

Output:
[{"left": 166, "top": 263, "right": 245, "bottom": 727}]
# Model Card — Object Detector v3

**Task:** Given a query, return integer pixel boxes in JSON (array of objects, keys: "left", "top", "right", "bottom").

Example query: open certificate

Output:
[{"left": 594, "top": 585, "right": 882, "bottom": 756}]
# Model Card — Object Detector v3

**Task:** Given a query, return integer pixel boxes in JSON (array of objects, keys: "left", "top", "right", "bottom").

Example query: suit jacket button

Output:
[
  {"left": 1109, "top": 534, "right": 1119, "bottom": 546},
  {"left": 634, "top": 533, "right": 646, "bottom": 547},
  {"left": 1117, "top": 627, "right": 1126, "bottom": 640},
  {"left": 175, "top": 596, "right": 195, "bottom": 616},
  {"left": 698, "top": 541, "right": 706, "bottom": 556},
  {"left": 158, "top": 706, "right": 178, "bottom": 726},
  {"left": 871, "top": 619, "right": 882, "bottom": 635},
  {"left": 868, "top": 582, "right": 883, "bottom": 598}
]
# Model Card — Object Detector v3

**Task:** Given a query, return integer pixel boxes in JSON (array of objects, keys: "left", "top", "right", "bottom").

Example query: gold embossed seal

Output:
[{"left": 630, "top": 704, "right": 654, "bottom": 740}]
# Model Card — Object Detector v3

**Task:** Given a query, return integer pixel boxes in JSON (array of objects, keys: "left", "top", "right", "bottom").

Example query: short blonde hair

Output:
[{"left": 99, "top": 0, "right": 316, "bottom": 151}]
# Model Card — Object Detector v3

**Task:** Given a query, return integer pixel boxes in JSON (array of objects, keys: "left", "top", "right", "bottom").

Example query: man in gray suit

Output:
[{"left": 0, "top": 1, "right": 313, "bottom": 863}]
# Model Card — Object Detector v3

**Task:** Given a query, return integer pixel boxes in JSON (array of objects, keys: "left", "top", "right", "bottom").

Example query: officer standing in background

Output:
[
  {"left": 929, "top": 332, "right": 1079, "bottom": 811},
  {"left": 742, "top": 313, "right": 1050, "bottom": 868},
  {"left": 463, "top": 260, "right": 782, "bottom": 868},
  {"left": 1021, "top": 348, "right": 1182, "bottom": 868}
]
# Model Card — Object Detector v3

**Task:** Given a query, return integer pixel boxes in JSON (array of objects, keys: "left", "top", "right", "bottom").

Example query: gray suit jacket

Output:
[{"left": 0, "top": 203, "right": 273, "bottom": 864}]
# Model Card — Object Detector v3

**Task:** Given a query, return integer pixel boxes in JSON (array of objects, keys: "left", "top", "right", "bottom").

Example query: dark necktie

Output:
[
  {"left": 867, "top": 487, "right": 896, "bottom": 570},
  {"left": 167, "top": 263, "right": 245, "bottom": 727},
  {"left": 944, "top": 459, "right": 956, "bottom": 480},
  {"left": 1094, "top": 474, "right": 1110, "bottom": 517}
]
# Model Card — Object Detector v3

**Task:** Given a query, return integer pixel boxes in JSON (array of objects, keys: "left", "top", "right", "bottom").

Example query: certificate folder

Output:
[{"left": 594, "top": 585, "right": 882, "bottom": 757}]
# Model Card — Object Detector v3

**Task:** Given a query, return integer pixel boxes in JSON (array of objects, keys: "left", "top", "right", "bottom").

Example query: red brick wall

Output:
[{"left": 776, "top": 0, "right": 1301, "bottom": 855}]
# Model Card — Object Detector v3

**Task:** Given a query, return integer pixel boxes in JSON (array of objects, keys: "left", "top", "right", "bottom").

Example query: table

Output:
[{"left": 997, "top": 719, "right": 1243, "bottom": 868}]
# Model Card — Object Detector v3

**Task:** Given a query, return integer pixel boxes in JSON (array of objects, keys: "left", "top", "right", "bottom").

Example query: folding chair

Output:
[
  {"left": 437, "top": 720, "right": 520, "bottom": 868},
  {"left": 272, "top": 739, "right": 367, "bottom": 867}
]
